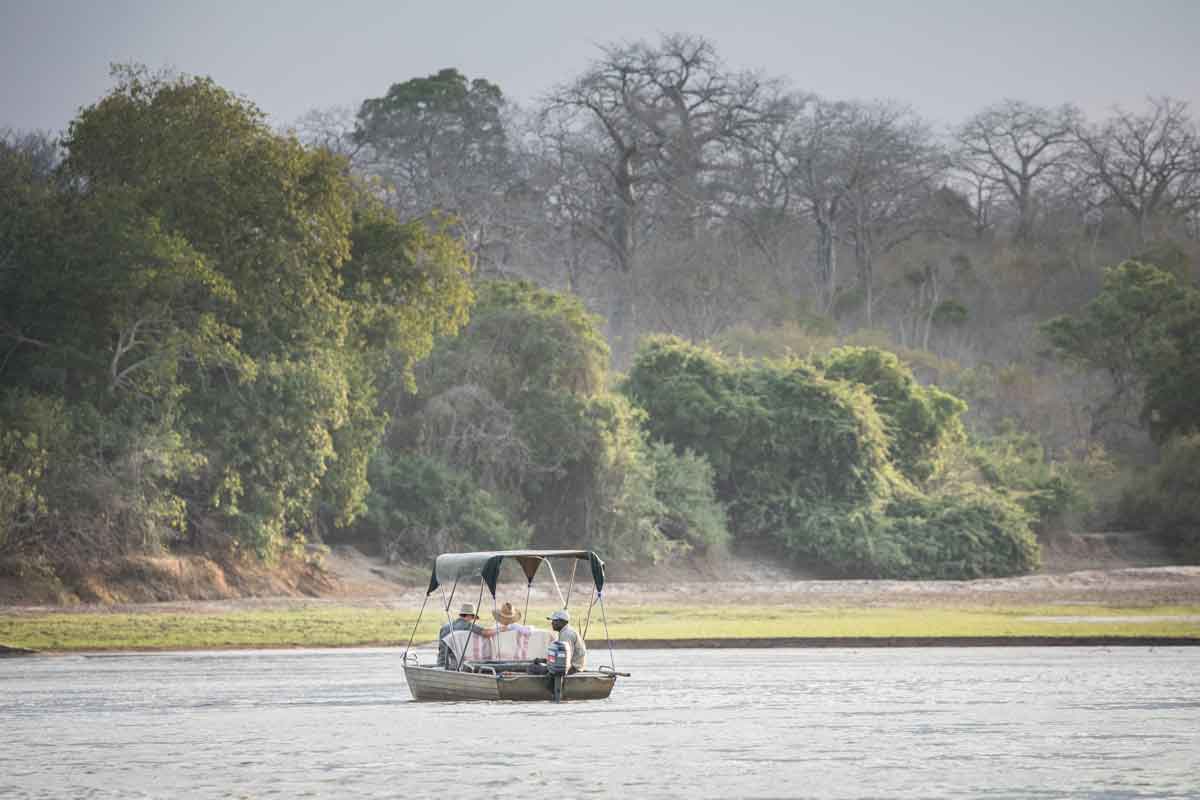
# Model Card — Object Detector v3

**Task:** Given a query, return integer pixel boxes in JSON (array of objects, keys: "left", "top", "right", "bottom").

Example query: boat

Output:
[{"left": 401, "top": 549, "right": 625, "bottom": 702}]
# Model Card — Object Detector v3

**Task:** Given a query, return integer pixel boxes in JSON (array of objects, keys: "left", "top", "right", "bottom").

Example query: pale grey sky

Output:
[{"left": 3, "top": 0, "right": 1199, "bottom": 135}]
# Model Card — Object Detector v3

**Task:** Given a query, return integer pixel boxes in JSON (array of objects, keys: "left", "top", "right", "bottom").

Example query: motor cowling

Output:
[{"left": 546, "top": 640, "right": 571, "bottom": 676}]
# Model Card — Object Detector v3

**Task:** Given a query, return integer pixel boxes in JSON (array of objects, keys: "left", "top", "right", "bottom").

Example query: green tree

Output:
[
  {"left": 821, "top": 346, "right": 966, "bottom": 484},
  {"left": 354, "top": 68, "right": 516, "bottom": 269},
  {"left": 2, "top": 66, "right": 473, "bottom": 566},
  {"left": 1042, "top": 260, "right": 1200, "bottom": 442}
]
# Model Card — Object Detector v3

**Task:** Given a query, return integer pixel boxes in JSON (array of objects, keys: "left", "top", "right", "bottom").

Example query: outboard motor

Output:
[{"left": 546, "top": 640, "right": 572, "bottom": 702}]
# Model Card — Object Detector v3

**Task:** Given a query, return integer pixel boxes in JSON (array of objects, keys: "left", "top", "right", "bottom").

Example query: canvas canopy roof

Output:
[{"left": 425, "top": 549, "right": 605, "bottom": 597}]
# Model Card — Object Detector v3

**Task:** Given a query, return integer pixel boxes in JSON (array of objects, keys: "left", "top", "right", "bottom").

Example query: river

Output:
[{"left": 2, "top": 647, "right": 1198, "bottom": 798}]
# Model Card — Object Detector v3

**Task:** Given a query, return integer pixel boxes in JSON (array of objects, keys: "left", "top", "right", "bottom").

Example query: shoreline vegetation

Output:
[{"left": 3, "top": 603, "right": 1199, "bottom": 654}]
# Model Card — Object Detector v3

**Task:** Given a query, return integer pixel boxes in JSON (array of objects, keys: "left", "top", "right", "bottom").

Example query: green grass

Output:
[{"left": 1, "top": 604, "right": 1198, "bottom": 652}]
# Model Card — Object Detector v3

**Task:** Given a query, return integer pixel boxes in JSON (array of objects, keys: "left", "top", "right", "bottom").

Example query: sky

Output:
[{"left": 3, "top": 0, "right": 1199, "bottom": 135}]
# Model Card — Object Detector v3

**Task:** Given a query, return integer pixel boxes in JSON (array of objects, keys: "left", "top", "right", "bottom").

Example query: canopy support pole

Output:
[
  {"left": 599, "top": 593, "right": 615, "bottom": 671},
  {"left": 542, "top": 559, "right": 566, "bottom": 608},
  {"left": 402, "top": 592, "right": 430, "bottom": 661},
  {"left": 522, "top": 580, "right": 532, "bottom": 627},
  {"left": 456, "top": 577, "right": 489, "bottom": 672},
  {"left": 564, "top": 559, "right": 579, "bottom": 609},
  {"left": 581, "top": 584, "right": 597, "bottom": 641}
]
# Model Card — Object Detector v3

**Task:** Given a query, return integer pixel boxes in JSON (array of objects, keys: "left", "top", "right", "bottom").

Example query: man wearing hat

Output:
[
  {"left": 548, "top": 609, "right": 586, "bottom": 673},
  {"left": 437, "top": 602, "right": 496, "bottom": 670}
]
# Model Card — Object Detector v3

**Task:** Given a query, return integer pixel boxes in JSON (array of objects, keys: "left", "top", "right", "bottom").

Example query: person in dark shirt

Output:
[{"left": 437, "top": 602, "right": 496, "bottom": 669}]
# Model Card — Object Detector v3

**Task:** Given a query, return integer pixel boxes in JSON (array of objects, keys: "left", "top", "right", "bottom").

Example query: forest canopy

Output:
[{"left": 3, "top": 38, "right": 1200, "bottom": 598}]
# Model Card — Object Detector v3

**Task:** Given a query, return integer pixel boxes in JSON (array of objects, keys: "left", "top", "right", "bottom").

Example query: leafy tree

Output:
[
  {"left": 624, "top": 335, "right": 1039, "bottom": 577},
  {"left": 373, "top": 282, "right": 724, "bottom": 561},
  {"left": 1042, "top": 260, "right": 1200, "bottom": 442},
  {"left": 358, "top": 450, "right": 530, "bottom": 562},
  {"left": 624, "top": 335, "right": 897, "bottom": 540},
  {"left": 821, "top": 346, "right": 966, "bottom": 484},
  {"left": 354, "top": 68, "right": 516, "bottom": 270},
  {"left": 1119, "top": 433, "right": 1200, "bottom": 560},
  {"left": 2, "top": 66, "right": 473, "bottom": 568}
]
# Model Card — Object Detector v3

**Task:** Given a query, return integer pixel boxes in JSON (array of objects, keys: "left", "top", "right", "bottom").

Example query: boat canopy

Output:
[{"left": 426, "top": 549, "right": 605, "bottom": 597}]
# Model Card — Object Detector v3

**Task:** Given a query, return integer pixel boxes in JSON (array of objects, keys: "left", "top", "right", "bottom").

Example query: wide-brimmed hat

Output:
[
  {"left": 493, "top": 602, "right": 522, "bottom": 625},
  {"left": 458, "top": 602, "right": 479, "bottom": 618},
  {"left": 547, "top": 609, "right": 570, "bottom": 623}
]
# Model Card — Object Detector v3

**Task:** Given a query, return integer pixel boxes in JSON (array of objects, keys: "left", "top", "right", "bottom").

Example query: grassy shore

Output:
[{"left": 2, "top": 604, "right": 1199, "bottom": 652}]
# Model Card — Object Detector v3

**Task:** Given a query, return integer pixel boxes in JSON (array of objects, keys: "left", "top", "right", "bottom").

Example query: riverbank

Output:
[{"left": 2, "top": 602, "right": 1199, "bottom": 653}]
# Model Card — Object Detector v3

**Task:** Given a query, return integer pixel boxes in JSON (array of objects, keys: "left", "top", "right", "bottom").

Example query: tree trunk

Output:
[{"left": 816, "top": 217, "right": 837, "bottom": 314}]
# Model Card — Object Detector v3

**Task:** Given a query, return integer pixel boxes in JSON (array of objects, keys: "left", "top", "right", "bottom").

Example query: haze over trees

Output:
[{"left": 3, "top": 33, "right": 1200, "bottom": 598}]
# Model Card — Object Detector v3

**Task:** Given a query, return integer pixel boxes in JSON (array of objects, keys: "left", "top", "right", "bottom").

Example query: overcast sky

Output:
[{"left": 3, "top": 0, "right": 1199, "bottom": 135}]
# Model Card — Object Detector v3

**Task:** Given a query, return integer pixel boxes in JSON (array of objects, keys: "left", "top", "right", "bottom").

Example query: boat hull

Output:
[{"left": 404, "top": 665, "right": 616, "bottom": 702}]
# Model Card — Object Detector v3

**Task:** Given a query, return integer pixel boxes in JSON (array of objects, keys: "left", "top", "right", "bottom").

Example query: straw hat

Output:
[
  {"left": 493, "top": 602, "right": 522, "bottom": 625},
  {"left": 457, "top": 602, "right": 479, "bottom": 618}
]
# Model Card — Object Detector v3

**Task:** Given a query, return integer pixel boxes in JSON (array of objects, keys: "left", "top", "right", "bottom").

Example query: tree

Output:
[
  {"left": 354, "top": 68, "right": 517, "bottom": 272},
  {"left": 541, "top": 34, "right": 773, "bottom": 355},
  {"left": 1041, "top": 260, "right": 1199, "bottom": 443},
  {"left": 6, "top": 65, "right": 474, "bottom": 561},
  {"left": 1075, "top": 97, "right": 1200, "bottom": 246},
  {"left": 956, "top": 100, "right": 1081, "bottom": 241},
  {"left": 839, "top": 104, "right": 944, "bottom": 325}
]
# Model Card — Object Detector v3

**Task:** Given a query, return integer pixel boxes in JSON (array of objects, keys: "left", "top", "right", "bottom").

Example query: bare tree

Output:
[
  {"left": 289, "top": 106, "right": 365, "bottom": 166},
  {"left": 956, "top": 100, "right": 1081, "bottom": 241},
  {"left": 541, "top": 33, "right": 773, "bottom": 355},
  {"left": 1074, "top": 97, "right": 1200, "bottom": 247},
  {"left": 840, "top": 103, "right": 945, "bottom": 326}
]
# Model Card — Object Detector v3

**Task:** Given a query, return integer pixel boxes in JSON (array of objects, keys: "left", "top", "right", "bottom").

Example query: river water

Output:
[{"left": 2, "top": 646, "right": 1198, "bottom": 799}]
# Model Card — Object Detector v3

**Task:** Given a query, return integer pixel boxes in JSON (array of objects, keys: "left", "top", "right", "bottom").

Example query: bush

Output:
[
  {"left": 1119, "top": 433, "right": 1200, "bottom": 561},
  {"left": 821, "top": 346, "right": 966, "bottom": 484},
  {"left": 880, "top": 491, "right": 1040, "bottom": 579},
  {"left": 968, "top": 431, "right": 1088, "bottom": 531},
  {"left": 647, "top": 442, "right": 729, "bottom": 553},
  {"left": 358, "top": 450, "right": 530, "bottom": 562}
]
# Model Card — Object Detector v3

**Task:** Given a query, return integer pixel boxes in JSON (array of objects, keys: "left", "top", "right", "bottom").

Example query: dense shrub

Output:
[
  {"left": 1119, "top": 433, "right": 1200, "bottom": 561},
  {"left": 624, "top": 335, "right": 1041, "bottom": 578},
  {"left": 821, "top": 346, "right": 966, "bottom": 484},
  {"left": 966, "top": 432, "right": 1089, "bottom": 531},
  {"left": 358, "top": 450, "right": 530, "bottom": 562},
  {"left": 357, "top": 283, "right": 727, "bottom": 563},
  {"left": 879, "top": 491, "right": 1040, "bottom": 578}
]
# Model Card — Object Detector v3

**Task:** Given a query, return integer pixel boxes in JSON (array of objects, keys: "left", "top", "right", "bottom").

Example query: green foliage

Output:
[
  {"left": 626, "top": 335, "right": 896, "bottom": 512},
  {"left": 879, "top": 491, "right": 1040, "bottom": 578},
  {"left": 0, "top": 66, "right": 474, "bottom": 573},
  {"left": 768, "top": 490, "right": 1038, "bottom": 580},
  {"left": 647, "top": 442, "right": 729, "bottom": 553},
  {"left": 365, "top": 283, "right": 719, "bottom": 563},
  {"left": 821, "top": 346, "right": 966, "bottom": 483},
  {"left": 358, "top": 451, "right": 530, "bottom": 561},
  {"left": 623, "top": 335, "right": 1039, "bottom": 578},
  {"left": 966, "top": 432, "right": 1089, "bottom": 529},
  {"left": 1119, "top": 433, "right": 1200, "bottom": 561},
  {"left": 1042, "top": 260, "right": 1200, "bottom": 443}
]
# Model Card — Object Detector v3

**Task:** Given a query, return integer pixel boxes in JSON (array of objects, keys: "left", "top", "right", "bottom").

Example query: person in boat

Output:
[
  {"left": 437, "top": 602, "right": 496, "bottom": 669},
  {"left": 493, "top": 601, "right": 531, "bottom": 634},
  {"left": 548, "top": 609, "right": 586, "bottom": 674}
]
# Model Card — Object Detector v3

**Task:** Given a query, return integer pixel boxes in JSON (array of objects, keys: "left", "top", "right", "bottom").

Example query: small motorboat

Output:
[{"left": 401, "top": 549, "right": 624, "bottom": 702}]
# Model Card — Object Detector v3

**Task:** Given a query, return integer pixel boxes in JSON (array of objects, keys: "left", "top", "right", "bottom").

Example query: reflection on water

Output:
[{"left": 2, "top": 647, "right": 1198, "bottom": 798}]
